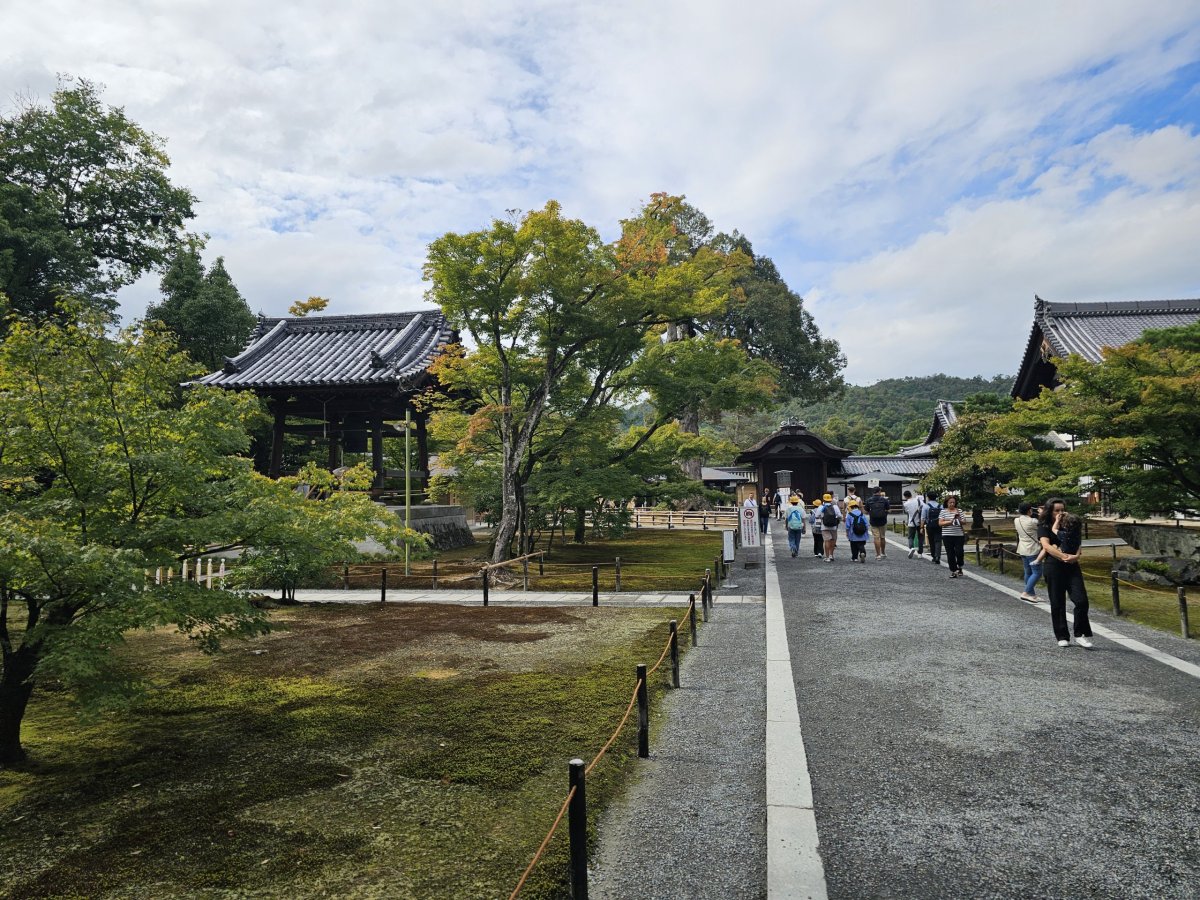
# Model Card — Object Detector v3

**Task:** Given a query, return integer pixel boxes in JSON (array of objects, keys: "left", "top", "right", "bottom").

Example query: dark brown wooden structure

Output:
[
  {"left": 735, "top": 418, "right": 853, "bottom": 501},
  {"left": 197, "top": 311, "right": 454, "bottom": 488}
]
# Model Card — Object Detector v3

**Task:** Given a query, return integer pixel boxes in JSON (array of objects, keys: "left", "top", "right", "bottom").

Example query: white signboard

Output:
[
  {"left": 722, "top": 529, "right": 736, "bottom": 562},
  {"left": 740, "top": 506, "right": 760, "bottom": 548},
  {"left": 867, "top": 478, "right": 880, "bottom": 489}
]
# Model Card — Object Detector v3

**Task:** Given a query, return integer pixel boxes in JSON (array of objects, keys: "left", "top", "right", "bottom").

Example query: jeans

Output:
[
  {"left": 787, "top": 528, "right": 803, "bottom": 555},
  {"left": 925, "top": 524, "right": 942, "bottom": 563},
  {"left": 943, "top": 535, "right": 965, "bottom": 572},
  {"left": 850, "top": 540, "right": 867, "bottom": 560},
  {"left": 908, "top": 525, "right": 925, "bottom": 554},
  {"left": 1045, "top": 560, "right": 1092, "bottom": 641},
  {"left": 1021, "top": 554, "right": 1043, "bottom": 596}
]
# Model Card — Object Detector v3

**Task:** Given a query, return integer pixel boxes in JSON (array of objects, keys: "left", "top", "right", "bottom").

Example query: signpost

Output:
[
  {"left": 740, "top": 505, "right": 760, "bottom": 548},
  {"left": 722, "top": 529, "right": 736, "bottom": 562}
]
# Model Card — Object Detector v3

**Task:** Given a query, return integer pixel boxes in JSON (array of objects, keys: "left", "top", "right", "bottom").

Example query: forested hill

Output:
[{"left": 711, "top": 373, "right": 1014, "bottom": 454}]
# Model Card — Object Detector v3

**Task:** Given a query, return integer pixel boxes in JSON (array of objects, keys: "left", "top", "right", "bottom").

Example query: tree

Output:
[
  {"left": 0, "top": 309, "right": 408, "bottom": 766},
  {"left": 0, "top": 78, "right": 196, "bottom": 319},
  {"left": 144, "top": 243, "right": 256, "bottom": 370},
  {"left": 424, "top": 199, "right": 777, "bottom": 563},
  {"left": 987, "top": 322, "right": 1200, "bottom": 516},
  {"left": 289, "top": 296, "right": 329, "bottom": 317},
  {"left": 923, "top": 410, "right": 1026, "bottom": 529}
]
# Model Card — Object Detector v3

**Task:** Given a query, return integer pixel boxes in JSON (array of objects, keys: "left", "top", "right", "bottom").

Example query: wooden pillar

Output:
[
  {"left": 326, "top": 415, "right": 342, "bottom": 471},
  {"left": 269, "top": 403, "right": 286, "bottom": 478},
  {"left": 371, "top": 414, "right": 384, "bottom": 489},
  {"left": 415, "top": 412, "right": 429, "bottom": 477}
]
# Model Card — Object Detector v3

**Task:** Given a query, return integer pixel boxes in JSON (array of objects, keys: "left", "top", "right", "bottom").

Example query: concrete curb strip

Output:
[
  {"left": 884, "top": 536, "right": 1200, "bottom": 682},
  {"left": 764, "top": 533, "right": 829, "bottom": 900}
]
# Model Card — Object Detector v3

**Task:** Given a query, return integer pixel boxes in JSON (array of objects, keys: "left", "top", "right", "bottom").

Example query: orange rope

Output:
[
  {"left": 1115, "top": 576, "right": 1181, "bottom": 597},
  {"left": 586, "top": 679, "right": 642, "bottom": 776},
  {"left": 508, "top": 784, "right": 577, "bottom": 900}
]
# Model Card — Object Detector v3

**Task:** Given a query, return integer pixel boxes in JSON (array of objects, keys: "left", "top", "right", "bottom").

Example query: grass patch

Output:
[
  {"left": 345, "top": 530, "right": 724, "bottom": 593},
  {"left": 1, "top": 603, "right": 694, "bottom": 899}
]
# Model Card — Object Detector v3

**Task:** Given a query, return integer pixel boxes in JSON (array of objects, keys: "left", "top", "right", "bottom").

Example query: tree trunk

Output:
[
  {"left": 573, "top": 506, "right": 587, "bottom": 543},
  {"left": 492, "top": 465, "right": 522, "bottom": 564},
  {"left": 0, "top": 647, "right": 37, "bottom": 767},
  {"left": 680, "top": 406, "right": 702, "bottom": 480}
]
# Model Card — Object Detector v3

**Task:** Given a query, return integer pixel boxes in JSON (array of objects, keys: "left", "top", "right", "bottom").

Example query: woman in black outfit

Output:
[{"left": 1037, "top": 498, "right": 1094, "bottom": 649}]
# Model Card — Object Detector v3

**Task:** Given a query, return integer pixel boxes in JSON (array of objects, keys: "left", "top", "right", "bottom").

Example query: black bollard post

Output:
[
  {"left": 688, "top": 593, "right": 698, "bottom": 645},
  {"left": 343, "top": 564, "right": 349, "bottom": 590},
  {"left": 636, "top": 663, "right": 649, "bottom": 758},
  {"left": 615, "top": 556, "right": 622, "bottom": 592},
  {"left": 431, "top": 558, "right": 438, "bottom": 590},
  {"left": 1180, "top": 587, "right": 1190, "bottom": 639},
  {"left": 482, "top": 567, "right": 489, "bottom": 607},
  {"left": 567, "top": 759, "right": 588, "bottom": 900},
  {"left": 1112, "top": 544, "right": 1118, "bottom": 561},
  {"left": 999, "top": 549, "right": 1005, "bottom": 575},
  {"left": 538, "top": 553, "right": 544, "bottom": 576},
  {"left": 380, "top": 568, "right": 387, "bottom": 604},
  {"left": 522, "top": 557, "right": 529, "bottom": 592},
  {"left": 592, "top": 566, "right": 599, "bottom": 606},
  {"left": 669, "top": 620, "right": 680, "bottom": 688},
  {"left": 975, "top": 540, "right": 981, "bottom": 567},
  {"left": 1111, "top": 570, "right": 1120, "bottom": 617},
  {"left": 700, "top": 580, "right": 709, "bottom": 622}
]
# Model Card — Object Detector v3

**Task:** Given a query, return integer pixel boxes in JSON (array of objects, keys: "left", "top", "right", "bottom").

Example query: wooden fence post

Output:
[{"left": 614, "top": 556, "right": 622, "bottom": 592}]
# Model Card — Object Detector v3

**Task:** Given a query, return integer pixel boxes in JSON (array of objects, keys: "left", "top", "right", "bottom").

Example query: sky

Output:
[{"left": 4, "top": 1, "right": 1200, "bottom": 384}]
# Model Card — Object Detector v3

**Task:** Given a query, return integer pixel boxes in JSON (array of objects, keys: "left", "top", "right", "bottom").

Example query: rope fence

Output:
[{"left": 509, "top": 586, "right": 705, "bottom": 899}]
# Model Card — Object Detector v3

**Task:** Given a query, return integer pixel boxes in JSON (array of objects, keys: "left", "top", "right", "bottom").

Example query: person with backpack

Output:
[
  {"left": 809, "top": 499, "right": 824, "bottom": 557},
  {"left": 922, "top": 491, "right": 943, "bottom": 565},
  {"left": 784, "top": 494, "right": 806, "bottom": 557},
  {"left": 845, "top": 499, "right": 870, "bottom": 563},
  {"left": 902, "top": 490, "right": 926, "bottom": 559},
  {"left": 864, "top": 487, "right": 891, "bottom": 560},
  {"left": 818, "top": 493, "right": 843, "bottom": 562}
]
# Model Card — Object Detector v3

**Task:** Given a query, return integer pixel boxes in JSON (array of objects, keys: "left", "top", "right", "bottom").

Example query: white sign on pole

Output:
[
  {"left": 740, "top": 506, "right": 760, "bottom": 548},
  {"left": 722, "top": 529, "right": 736, "bottom": 562}
]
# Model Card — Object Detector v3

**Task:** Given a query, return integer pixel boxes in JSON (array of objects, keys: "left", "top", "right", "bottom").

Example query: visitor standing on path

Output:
[
  {"left": 773, "top": 490, "right": 784, "bottom": 519},
  {"left": 865, "top": 486, "right": 890, "bottom": 560},
  {"left": 923, "top": 491, "right": 943, "bottom": 565},
  {"left": 1015, "top": 501, "right": 1044, "bottom": 604},
  {"left": 759, "top": 490, "right": 772, "bottom": 535},
  {"left": 845, "top": 500, "right": 869, "bottom": 563},
  {"left": 903, "top": 490, "right": 926, "bottom": 558},
  {"left": 785, "top": 494, "right": 806, "bottom": 557},
  {"left": 1038, "top": 499, "right": 1094, "bottom": 649},
  {"left": 939, "top": 495, "right": 967, "bottom": 577},
  {"left": 810, "top": 499, "right": 824, "bottom": 558},
  {"left": 818, "top": 493, "right": 843, "bottom": 562},
  {"left": 844, "top": 485, "right": 862, "bottom": 513}
]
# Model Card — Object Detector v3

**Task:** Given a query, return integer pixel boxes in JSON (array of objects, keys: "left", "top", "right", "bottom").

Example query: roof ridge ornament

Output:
[{"left": 781, "top": 416, "right": 807, "bottom": 429}]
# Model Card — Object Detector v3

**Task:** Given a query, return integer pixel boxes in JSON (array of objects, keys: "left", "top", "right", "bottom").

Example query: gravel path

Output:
[
  {"left": 779, "top": 535, "right": 1200, "bottom": 899},
  {"left": 589, "top": 568, "right": 767, "bottom": 898}
]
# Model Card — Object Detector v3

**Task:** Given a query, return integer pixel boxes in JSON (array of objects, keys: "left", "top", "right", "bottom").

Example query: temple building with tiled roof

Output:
[
  {"left": 1011, "top": 296, "right": 1200, "bottom": 401},
  {"left": 198, "top": 310, "right": 455, "bottom": 487}
]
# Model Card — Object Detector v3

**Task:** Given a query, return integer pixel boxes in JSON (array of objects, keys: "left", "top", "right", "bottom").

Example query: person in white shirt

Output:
[
  {"left": 902, "top": 490, "right": 925, "bottom": 559},
  {"left": 817, "top": 493, "right": 843, "bottom": 562}
]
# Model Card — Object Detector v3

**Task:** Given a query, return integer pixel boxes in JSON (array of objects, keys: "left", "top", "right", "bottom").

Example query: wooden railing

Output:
[{"left": 632, "top": 508, "right": 739, "bottom": 530}]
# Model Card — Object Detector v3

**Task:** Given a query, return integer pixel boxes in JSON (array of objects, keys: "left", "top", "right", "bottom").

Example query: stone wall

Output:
[
  {"left": 1114, "top": 524, "right": 1200, "bottom": 560},
  {"left": 386, "top": 504, "right": 475, "bottom": 550}
]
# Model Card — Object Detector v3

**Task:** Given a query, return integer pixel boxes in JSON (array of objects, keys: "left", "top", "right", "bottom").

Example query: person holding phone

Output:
[
  {"left": 1037, "top": 497, "right": 1094, "bottom": 649},
  {"left": 938, "top": 494, "right": 966, "bottom": 577}
]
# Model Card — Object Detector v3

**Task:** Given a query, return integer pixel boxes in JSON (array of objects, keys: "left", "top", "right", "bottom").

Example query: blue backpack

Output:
[{"left": 786, "top": 508, "right": 806, "bottom": 531}]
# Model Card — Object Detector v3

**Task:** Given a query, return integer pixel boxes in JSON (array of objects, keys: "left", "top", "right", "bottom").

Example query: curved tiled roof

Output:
[
  {"left": 197, "top": 311, "right": 454, "bottom": 390},
  {"left": 735, "top": 419, "right": 852, "bottom": 462},
  {"left": 835, "top": 456, "right": 936, "bottom": 476},
  {"left": 1012, "top": 296, "right": 1200, "bottom": 399}
]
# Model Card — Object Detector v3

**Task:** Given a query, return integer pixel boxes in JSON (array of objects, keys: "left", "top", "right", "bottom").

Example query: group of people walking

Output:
[{"left": 761, "top": 486, "right": 1095, "bottom": 649}]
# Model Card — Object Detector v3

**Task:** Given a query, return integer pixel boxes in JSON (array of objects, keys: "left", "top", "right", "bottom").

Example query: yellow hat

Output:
[
  {"left": 789, "top": 494, "right": 799, "bottom": 503},
  {"left": 822, "top": 493, "right": 833, "bottom": 501},
  {"left": 812, "top": 499, "right": 821, "bottom": 507}
]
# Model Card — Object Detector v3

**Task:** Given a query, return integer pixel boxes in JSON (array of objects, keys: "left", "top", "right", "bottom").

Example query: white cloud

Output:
[{"left": 2, "top": 0, "right": 1199, "bottom": 383}]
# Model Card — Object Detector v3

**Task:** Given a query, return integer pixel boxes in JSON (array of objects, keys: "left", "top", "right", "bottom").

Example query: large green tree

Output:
[
  {"left": 0, "top": 310, "right": 406, "bottom": 766},
  {"left": 424, "top": 199, "right": 777, "bottom": 562},
  {"left": 145, "top": 243, "right": 256, "bottom": 370},
  {"left": 987, "top": 322, "right": 1200, "bottom": 516},
  {"left": 0, "top": 78, "right": 196, "bottom": 319}
]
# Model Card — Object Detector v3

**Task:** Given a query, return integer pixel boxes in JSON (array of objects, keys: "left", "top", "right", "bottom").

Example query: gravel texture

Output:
[
  {"left": 779, "top": 536, "right": 1200, "bottom": 900},
  {"left": 589, "top": 556, "right": 767, "bottom": 899}
]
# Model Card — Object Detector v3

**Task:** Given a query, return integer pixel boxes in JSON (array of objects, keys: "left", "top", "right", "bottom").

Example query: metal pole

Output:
[
  {"left": 689, "top": 593, "right": 698, "bottom": 645},
  {"left": 615, "top": 556, "right": 622, "bottom": 592},
  {"left": 669, "top": 620, "right": 680, "bottom": 688},
  {"left": 405, "top": 409, "right": 412, "bottom": 577},
  {"left": 431, "top": 558, "right": 438, "bottom": 590},
  {"left": 1112, "top": 544, "right": 1118, "bottom": 561},
  {"left": 592, "top": 566, "right": 599, "bottom": 606},
  {"left": 1180, "top": 587, "right": 1190, "bottom": 639},
  {"left": 1111, "top": 570, "right": 1120, "bottom": 617},
  {"left": 343, "top": 564, "right": 349, "bottom": 590},
  {"left": 482, "top": 568, "right": 489, "bottom": 606},
  {"left": 567, "top": 759, "right": 588, "bottom": 900},
  {"left": 539, "top": 553, "right": 544, "bottom": 576},
  {"left": 999, "top": 549, "right": 1005, "bottom": 575},
  {"left": 522, "top": 557, "right": 529, "bottom": 591},
  {"left": 636, "top": 663, "right": 649, "bottom": 758},
  {"left": 380, "top": 568, "right": 387, "bottom": 605}
]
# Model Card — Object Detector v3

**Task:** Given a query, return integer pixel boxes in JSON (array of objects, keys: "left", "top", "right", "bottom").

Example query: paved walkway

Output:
[{"left": 776, "top": 531, "right": 1200, "bottom": 899}]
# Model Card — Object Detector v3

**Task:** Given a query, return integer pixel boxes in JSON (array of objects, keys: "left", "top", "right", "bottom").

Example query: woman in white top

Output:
[
  {"left": 938, "top": 495, "right": 967, "bottom": 577},
  {"left": 1014, "top": 501, "right": 1044, "bottom": 603}
]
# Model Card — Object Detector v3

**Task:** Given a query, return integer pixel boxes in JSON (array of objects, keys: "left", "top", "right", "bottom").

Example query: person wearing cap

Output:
[
  {"left": 817, "top": 492, "right": 843, "bottom": 562},
  {"left": 844, "top": 499, "right": 870, "bottom": 563},
  {"left": 783, "top": 493, "right": 806, "bottom": 557},
  {"left": 809, "top": 499, "right": 824, "bottom": 558}
]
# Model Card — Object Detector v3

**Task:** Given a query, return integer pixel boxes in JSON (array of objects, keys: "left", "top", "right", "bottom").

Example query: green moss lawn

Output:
[{"left": 1, "top": 602, "right": 693, "bottom": 899}]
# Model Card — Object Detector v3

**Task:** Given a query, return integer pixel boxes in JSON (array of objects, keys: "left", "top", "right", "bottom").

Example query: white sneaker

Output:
[
  {"left": 908, "top": 548, "right": 917, "bottom": 559},
  {"left": 1075, "top": 636, "right": 1094, "bottom": 649},
  {"left": 875, "top": 554, "right": 882, "bottom": 560},
  {"left": 1057, "top": 639, "right": 1070, "bottom": 648}
]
